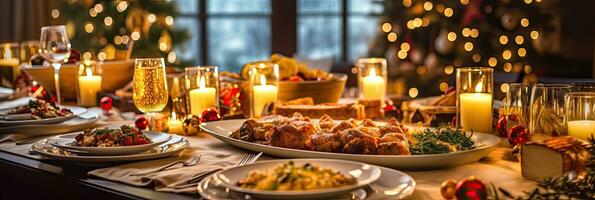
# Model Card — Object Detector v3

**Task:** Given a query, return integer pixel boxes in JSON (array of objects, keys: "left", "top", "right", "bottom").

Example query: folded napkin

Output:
[{"left": 88, "top": 147, "right": 245, "bottom": 194}]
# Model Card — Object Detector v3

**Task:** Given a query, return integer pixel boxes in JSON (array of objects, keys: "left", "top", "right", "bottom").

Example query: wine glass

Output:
[
  {"left": 133, "top": 58, "right": 169, "bottom": 131},
  {"left": 39, "top": 25, "right": 71, "bottom": 104}
]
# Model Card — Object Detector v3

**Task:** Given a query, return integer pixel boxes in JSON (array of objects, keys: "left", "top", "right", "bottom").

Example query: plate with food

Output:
[
  {"left": 49, "top": 125, "right": 172, "bottom": 155},
  {"left": 201, "top": 113, "right": 500, "bottom": 170},
  {"left": 0, "top": 111, "right": 99, "bottom": 135},
  {"left": 212, "top": 159, "right": 381, "bottom": 200},
  {"left": 31, "top": 135, "right": 188, "bottom": 164},
  {"left": 198, "top": 160, "right": 415, "bottom": 200},
  {"left": 0, "top": 99, "right": 86, "bottom": 126}
]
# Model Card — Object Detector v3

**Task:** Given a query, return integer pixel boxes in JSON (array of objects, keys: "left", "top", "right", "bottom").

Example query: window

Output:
[{"left": 297, "top": 0, "right": 342, "bottom": 61}]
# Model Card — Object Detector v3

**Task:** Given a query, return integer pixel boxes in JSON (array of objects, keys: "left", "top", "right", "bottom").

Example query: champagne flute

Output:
[
  {"left": 39, "top": 25, "right": 71, "bottom": 104},
  {"left": 133, "top": 58, "right": 169, "bottom": 131}
]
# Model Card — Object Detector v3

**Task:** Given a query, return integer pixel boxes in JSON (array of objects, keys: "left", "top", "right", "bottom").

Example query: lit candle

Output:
[
  {"left": 459, "top": 82, "right": 493, "bottom": 133},
  {"left": 78, "top": 67, "right": 102, "bottom": 106},
  {"left": 189, "top": 76, "right": 216, "bottom": 117},
  {"left": 167, "top": 112, "right": 184, "bottom": 135},
  {"left": 0, "top": 44, "right": 20, "bottom": 81},
  {"left": 252, "top": 75, "right": 278, "bottom": 118},
  {"left": 170, "top": 77, "right": 181, "bottom": 99},
  {"left": 362, "top": 68, "right": 386, "bottom": 101},
  {"left": 567, "top": 120, "right": 595, "bottom": 140}
]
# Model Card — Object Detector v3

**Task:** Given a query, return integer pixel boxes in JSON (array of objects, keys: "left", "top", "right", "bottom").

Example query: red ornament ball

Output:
[
  {"left": 496, "top": 115, "right": 508, "bottom": 137},
  {"left": 100, "top": 96, "right": 113, "bottom": 111},
  {"left": 384, "top": 104, "right": 401, "bottom": 119},
  {"left": 135, "top": 117, "right": 149, "bottom": 130},
  {"left": 66, "top": 49, "right": 80, "bottom": 64},
  {"left": 507, "top": 124, "right": 528, "bottom": 146},
  {"left": 200, "top": 108, "right": 221, "bottom": 123},
  {"left": 455, "top": 176, "right": 487, "bottom": 200}
]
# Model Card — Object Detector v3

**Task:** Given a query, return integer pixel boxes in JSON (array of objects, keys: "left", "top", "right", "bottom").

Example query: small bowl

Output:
[{"left": 278, "top": 73, "right": 347, "bottom": 104}]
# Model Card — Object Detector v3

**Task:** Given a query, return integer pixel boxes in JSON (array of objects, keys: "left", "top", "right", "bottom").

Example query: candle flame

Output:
[
  {"left": 4, "top": 44, "right": 11, "bottom": 58},
  {"left": 199, "top": 76, "right": 206, "bottom": 89},
  {"left": 475, "top": 81, "right": 483, "bottom": 92},
  {"left": 260, "top": 74, "right": 267, "bottom": 86},
  {"left": 171, "top": 111, "right": 177, "bottom": 120},
  {"left": 86, "top": 67, "right": 92, "bottom": 78},
  {"left": 369, "top": 68, "right": 377, "bottom": 77}
]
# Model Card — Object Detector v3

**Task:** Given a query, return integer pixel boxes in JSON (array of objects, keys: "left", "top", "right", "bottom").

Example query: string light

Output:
[
  {"left": 524, "top": 65, "right": 532, "bottom": 74},
  {"left": 447, "top": 32, "right": 457, "bottom": 41},
  {"left": 167, "top": 52, "right": 176, "bottom": 63},
  {"left": 462, "top": 28, "right": 471, "bottom": 37},
  {"left": 502, "top": 50, "right": 512, "bottom": 60},
  {"left": 408, "top": 88, "right": 419, "bottom": 98},
  {"left": 444, "top": 65, "right": 454, "bottom": 74},
  {"left": 421, "top": 17, "right": 430, "bottom": 27},
  {"left": 51, "top": 9, "right": 60, "bottom": 18},
  {"left": 423, "top": 2, "right": 433, "bottom": 11},
  {"left": 515, "top": 35, "right": 524, "bottom": 44},
  {"left": 524, "top": 0, "right": 532, "bottom": 4},
  {"left": 499, "top": 35, "right": 508, "bottom": 44},
  {"left": 403, "top": 0, "right": 412, "bottom": 7},
  {"left": 98, "top": 52, "right": 106, "bottom": 61},
  {"left": 439, "top": 82, "right": 449, "bottom": 92},
  {"left": 381, "top": 23, "right": 392, "bottom": 33},
  {"left": 387, "top": 32, "right": 398, "bottom": 42},
  {"left": 530, "top": 31, "right": 539, "bottom": 40},
  {"left": 488, "top": 57, "right": 497, "bottom": 67},
  {"left": 165, "top": 16, "right": 174, "bottom": 26},
  {"left": 89, "top": 8, "right": 97, "bottom": 17},
  {"left": 104, "top": 16, "right": 113, "bottom": 26},
  {"left": 131, "top": 31, "right": 140, "bottom": 40},
  {"left": 472, "top": 53, "right": 481, "bottom": 62},
  {"left": 117, "top": 1, "right": 128, "bottom": 12},
  {"left": 503, "top": 63, "right": 512, "bottom": 72},
  {"left": 521, "top": 18, "right": 529, "bottom": 27},
  {"left": 460, "top": 0, "right": 469, "bottom": 5},
  {"left": 84, "top": 23, "right": 94, "bottom": 33},
  {"left": 417, "top": 66, "right": 427, "bottom": 75},
  {"left": 444, "top": 8, "right": 453, "bottom": 17},
  {"left": 413, "top": 18, "right": 423, "bottom": 27},
  {"left": 83, "top": 52, "right": 92, "bottom": 60},
  {"left": 454, "top": 59, "right": 463, "bottom": 66},
  {"left": 397, "top": 50, "right": 408, "bottom": 59},
  {"left": 464, "top": 42, "right": 473, "bottom": 51},
  {"left": 501, "top": 83, "right": 509, "bottom": 93},
  {"left": 436, "top": 4, "right": 445, "bottom": 13},
  {"left": 470, "top": 29, "right": 479, "bottom": 38},
  {"left": 401, "top": 42, "right": 410, "bottom": 51},
  {"left": 513, "top": 63, "right": 523, "bottom": 72},
  {"left": 121, "top": 35, "right": 130, "bottom": 44},
  {"left": 114, "top": 36, "right": 122, "bottom": 45},
  {"left": 406, "top": 20, "right": 415, "bottom": 30},
  {"left": 94, "top": 4, "right": 103, "bottom": 13},
  {"left": 148, "top": 13, "right": 156, "bottom": 23},
  {"left": 518, "top": 48, "right": 527, "bottom": 57}
]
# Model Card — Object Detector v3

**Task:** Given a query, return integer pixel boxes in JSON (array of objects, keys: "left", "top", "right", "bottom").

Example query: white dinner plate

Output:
[
  {"left": 49, "top": 131, "right": 172, "bottom": 156},
  {"left": 212, "top": 159, "right": 381, "bottom": 200},
  {"left": 31, "top": 135, "right": 189, "bottom": 164},
  {"left": 201, "top": 119, "right": 501, "bottom": 170},
  {"left": 198, "top": 163, "right": 415, "bottom": 200},
  {"left": 0, "top": 111, "right": 99, "bottom": 135},
  {"left": 0, "top": 106, "right": 87, "bottom": 126}
]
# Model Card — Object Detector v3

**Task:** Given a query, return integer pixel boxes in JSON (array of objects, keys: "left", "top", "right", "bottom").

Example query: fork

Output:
[
  {"left": 184, "top": 152, "right": 263, "bottom": 185},
  {"left": 131, "top": 155, "right": 202, "bottom": 176}
]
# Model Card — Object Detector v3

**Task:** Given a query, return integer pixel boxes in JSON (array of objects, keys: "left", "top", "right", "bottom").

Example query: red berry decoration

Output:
[
  {"left": 496, "top": 115, "right": 508, "bottom": 137},
  {"left": 66, "top": 49, "right": 80, "bottom": 64},
  {"left": 507, "top": 124, "right": 528, "bottom": 146},
  {"left": 383, "top": 104, "right": 401, "bottom": 119},
  {"left": 135, "top": 117, "right": 149, "bottom": 130},
  {"left": 200, "top": 108, "right": 222, "bottom": 123},
  {"left": 455, "top": 176, "right": 487, "bottom": 200},
  {"left": 100, "top": 96, "right": 113, "bottom": 112}
]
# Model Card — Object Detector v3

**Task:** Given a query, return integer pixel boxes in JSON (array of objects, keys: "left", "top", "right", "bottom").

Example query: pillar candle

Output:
[
  {"left": 252, "top": 75, "right": 278, "bottom": 118},
  {"left": 167, "top": 112, "right": 185, "bottom": 135},
  {"left": 362, "top": 68, "right": 385, "bottom": 101},
  {"left": 459, "top": 93, "right": 493, "bottom": 133},
  {"left": 78, "top": 68, "right": 102, "bottom": 106},
  {"left": 567, "top": 120, "right": 595, "bottom": 140},
  {"left": 189, "top": 77, "right": 216, "bottom": 117}
]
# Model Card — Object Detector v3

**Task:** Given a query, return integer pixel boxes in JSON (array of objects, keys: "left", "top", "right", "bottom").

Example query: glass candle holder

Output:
[
  {"left": 185, "top": 66, "right": 219, "bottom": 118},
  {"left": 19, "top": 40, "right": 40, "bottom": 64},
  {"left": 504, "top": 83, "right": 531, "bottom": 126},
  {"left": 456, "top": 67, "right": 493, "bottom": 133},
  {"left": 76, "top": 60, "right": 103, "bottom": 107},
  {"left": 168, "top": 72, "right": 186, "bottom": 117},
  {"left": 0, "top": 42, "right": 21, "bottom": 88},
  {"left": 248, "top": 62, "right": 279, "bottom": 118},
  {"left": 529, "top": 84, "right": 572, "bottom": 137},
  {"left": 356, "top": 58, "right": 387, "bottom": 107},
  {"left": 565, "top": 92, "right": 595, "bottom": 141}
]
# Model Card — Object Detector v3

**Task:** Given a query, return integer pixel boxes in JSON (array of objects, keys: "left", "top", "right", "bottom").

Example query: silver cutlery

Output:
[
  {"left": 183, "top": 152, "right": 263, "bottom": 185},
  {"left": 131, "top": 154, "right": 202, "bottom": 176}
]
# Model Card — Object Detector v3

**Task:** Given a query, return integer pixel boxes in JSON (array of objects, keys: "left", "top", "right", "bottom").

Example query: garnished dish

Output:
[
  {"left": 6, "top": 99, "right": 72, "bottom": 119},
  {"left": 231, "top": 112, "right": 476, "bottom": 156},
  {"left": 74, "top": 125, "right": 152, "bottom": 147},
  {"left": 237, "top": 161, "right": 357, "bottom": 191}
]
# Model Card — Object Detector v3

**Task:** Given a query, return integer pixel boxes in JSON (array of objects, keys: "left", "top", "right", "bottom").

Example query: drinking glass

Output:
[
  {"left": 529, "top": 84, "right": 572, "bottom": 137},
  {"left": 185, "top": 66, "right": 219, "bottom": 118},
  {"left": 571, "top": 82, "right": 595, "bottom": 92},
  {"left": 565, "top": 92, "right": 595, "bottom": 141},
  {"left": 20, "top": 40, "right": 40, "bottom": 63},
  {"left": 504, "top": 83, "right": 530, "bottom": 126},
  {"left": 133, "top": 58, "right": 169, "bottom": 131},
  {"left": 39, "top": 25, "right": 71, "bottom": 104}
]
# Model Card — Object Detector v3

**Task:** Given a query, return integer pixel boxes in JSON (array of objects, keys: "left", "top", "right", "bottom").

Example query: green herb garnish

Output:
[{"left": 410, "top": 126, "right": 476, "bottom": 155}]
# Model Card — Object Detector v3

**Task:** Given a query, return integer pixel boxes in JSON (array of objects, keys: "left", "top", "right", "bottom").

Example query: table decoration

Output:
[
  {"left": 167, "top": 111, "right": 184, "bottom": 135},
  {"left": 39, "top": 25, "right": 71, "bottom": 104},
  {"left": 132, "top": 58, "right": 168, "bottom": 131},
  {"left": 184, "top": 66, "right": 219, "bottom": 118},
  {"left": 498, "top": 83, "right": 530, "bottom": 137},
  {"left": 357, "top": 58, "right": 387, "bottom": 109},
  {"left": 76, "top": 60, "right": 102, "bottom": 107},
  {"left": 100, "top": 96, "right": 113, "bottom": 115},
  {"left": 529, "top": 83, "right": 572, "bottom": 137},
  {"left": 247, "top": 62, "right": 279, "bottom": 118},
  {"left": 456, "top": 67, "right": 493, "bottom": 133},
  {"left": 565, "top": 92, "right": 595, "bottom": 141}
]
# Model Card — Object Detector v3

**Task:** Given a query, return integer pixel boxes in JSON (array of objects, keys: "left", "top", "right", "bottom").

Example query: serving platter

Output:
[
  {"left": 201, "top": 119, "right": 500, "bottom": 170},
  {"left": 49, "top": 131, "right": 172, "bottom": 155}
]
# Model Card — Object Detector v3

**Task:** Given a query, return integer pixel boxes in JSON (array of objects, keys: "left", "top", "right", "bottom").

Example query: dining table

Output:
[{"left": 0, "top": 107, "right": 539, "bottom": 200}]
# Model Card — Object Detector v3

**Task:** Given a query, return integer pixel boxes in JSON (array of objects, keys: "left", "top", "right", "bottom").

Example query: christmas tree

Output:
[
  {"left": 51, "top": 0, "right": 190, "bottom": 66},
  {"left": 371, "top": 0, "right": 552, "bottom": 97}
]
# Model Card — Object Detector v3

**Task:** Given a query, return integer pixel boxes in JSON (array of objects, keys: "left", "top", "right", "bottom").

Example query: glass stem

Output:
[
  {"left": 52, "top": 63, "right": 62, "bottom": 104},
  {"left": 146, "top": 112, "right": 157, "bottom": 131}
]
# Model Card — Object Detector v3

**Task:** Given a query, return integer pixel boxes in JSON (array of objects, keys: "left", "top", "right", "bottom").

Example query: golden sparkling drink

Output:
[{"left": 133, "top": 66, "right": 169, "bottom": 113}]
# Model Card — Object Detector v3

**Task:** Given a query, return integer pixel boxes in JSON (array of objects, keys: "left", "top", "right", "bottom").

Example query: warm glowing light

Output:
[
  {"left": 260, "top": 74, "right": 267, "bottom": 86},
  {"left": 131, "top": 32, "right": 140, "bottom": 40},
  {"left": 462, "top": 28, "right": 471, "bottom": 37},
  {"left": 416, "top": 66, "right": 427, "bottom": 75},
  {"left": 408, "top": 88, "right": 419, "bottom": 98},
  {"left": 159, "top": 42, "right": 168, "bottom": 52},
  {"left": 387, "top": 32, "right": 398, "bottom": 42},
  {"left": 447, "top": 32, "right": 457, "bottom": 41},
  {"left": 518, "top": 48, "right": 527, "bottom": 57},
  {"left": 444, "top": 8, "right": 453, "bottom": 17},
  {"left": 413, "top": 18, "right": 422, "bottom": 27},
  {"left": 501, "top": 83, "right": 509, "bottom": 93},
  {"left": 199, "top": 76, "right": 207, "bottom": 89},
  {"left": 51, "top": 9, "right": 60, "bottom": 18},
  {"left": 521, "top": 18, "right": 529, "bottom": 27},
  {"left": 84, "top": 23, "right": 94, "bottom": 33},
  {"left": 436, "top": 4, "right": 445, "bottom": 13},
  {"left": 499, "top": 35, "right": 508, "bottom": 44},
  {"left": 503, "top": 63, "right": 512, "bottom": 72},
  {"left": 406, "top": 20, "right": 415, "bottom": 30},
  {"left": 524, "top": 0, "right": 532, "bottom": 4},
  {"left": 513, "top": 63, "right": 523, "bottom": 72},
  {"left": 83, "top": 52, "right": 92, "bottom": 60},
  {"left": 460, "top": 0, "right": 469, "bottom": 5},
  {"left": 475, "top": 81, "right": 483, "bottom": 93},
  {"left": 488, "top": 57, "right": 497, "bottom": 67},
  {"left": 423, "top": 2, "right": 433, "bottom": 11},
  {"left": 502, "top": 50, "right": 512, "bottom": 60},
  {"left": 403, "top": 0, "right": 412, "bottom": 7},
  {"left": 85, "top": 67, "right": 93, "bottom": 78},
  {"left": 444, "top": 65, "right": 454, "bottom": 74},
  {"left": 148, "top": 13, "right": 156, "bottom": 23},
  {"left": 397, "top": 50, "right": 407, "bottom": 59},
  {"left": 94, "top": 4, "right": 103, "bottom": 13},
  {"left": 98, "top": 52, "right": 106, "bottom": 61},
  {"left": 470, "top": 29, "right": 479, "bottom": 38},
  {"left": 464, "top": 42, "right": 473, "bottom": 51},
  {"left": 121, "top": 35, "right": 130, "bottom": 44},
  {"left": 439, "top": 82, "right": 449, "bottom": 92},
  {"left": 104, "top": 17, "right": 113, "bottom": 26},
  {"left": 167, "top": 52, "right": 176, "bottom": 63},
  {"left": 524, "top": 65, "right": 532, "bottom": 74},
  {"left": 114, "top": 36, "right": 122, "bottom": 45},
  {"left": 381, "top": 23, "right": 392, "bottom": 33},
  {"left": 530, "top": 31, "right": 539, "bottom": 40},
  {"left": 165, "top": 16, "right": 174, "bottom": 26},
  {"left": 515, "top": 36, "right": 524, "bottom": 44},
  {"left": 117, "top": 1, "right": 128, "bottom": 12},
  {"left": 472, "top": 53, "right": 481, "bottom": 62},
  {"left": 89, "top": 8, "right": 97, "bottom": 17},
  {"left": 400, "top": 43, "right": 410, "bottom": 51}
]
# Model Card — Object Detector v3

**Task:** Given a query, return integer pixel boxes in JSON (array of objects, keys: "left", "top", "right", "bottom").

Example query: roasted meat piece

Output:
[
  {"left": 339, "top": 129, "right": 378, "bottom": 154},
  {"left": 355, "top": 126, "right": 381, "bottom": 138},
  {"left": 330, "top": 119, "right": 357, "bottom": 133},
  {"left": 310, "top": 133, "right": 342, "bottom": 152},
  {"left": 377, "top": 141, "right": 411, "bottom": 155},
  {"left": 318, "top": 115, "right": 336, "bottom": 131},
  {"left": 360, "top": 119, "right": 377, "bottom": 127},
  {"left": 230, "top": 119, "right": 258, "bottom": 141},
  {"left": 270, "top": 124, "right": 314, "bottom": 150}
]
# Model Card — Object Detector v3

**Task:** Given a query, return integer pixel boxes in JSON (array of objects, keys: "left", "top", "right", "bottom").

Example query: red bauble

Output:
[
  {"left": 507, "top": 124, "right": 528, "bottom": 146},
  {"left": 455, "top": 177, "right": 487, "bottom": 200},
  {"left": 135, "top": 117, "right": 149, "bottom": 130},
  {"left": 200, "top": 108, "right": 221, "bottom": 123},
  {"left": 496, "top": 115, "right": 508, "bottom": 137},
  {"left": 384, "top": 104, "right": 401, "bottom": 119},
  {"left": 67, "top": 49, "right": 80, "bottom": 64},
  {"left": 100, "top": 96, "right": 113, "bottom": 112}
]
